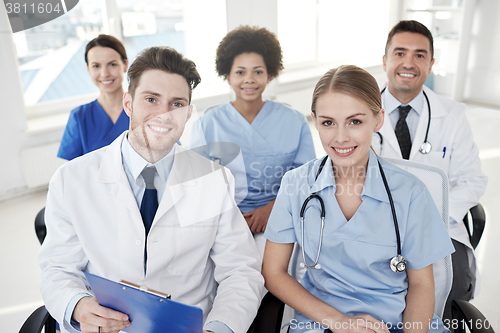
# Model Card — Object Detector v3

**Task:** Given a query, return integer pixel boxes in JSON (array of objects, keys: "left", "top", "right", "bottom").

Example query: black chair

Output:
[
  {"left": 247, "top": 292, "right": 285, "bottom": 333},
  {"left": 463, "top": 204, "right": 486, "bottom": 249},
  {"left": 34, "top": 207, "right": 46, "bottom": 245},
  {"left": 452, "top": 300, "right": 495, "bottom": 333},
  {"left": 18, "top": 305, "right": 56, "bottom": 333}
]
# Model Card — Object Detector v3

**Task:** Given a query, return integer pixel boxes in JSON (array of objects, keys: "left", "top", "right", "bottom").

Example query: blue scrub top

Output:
[
  {"left": 189, "top": 100, "right": 316, "bottom": 213},
  {"left": 58, "top": 99, "right": 129, "bottom": 160},
  {"left": 264, "top": 150, "right": 454, "bottom": 331}
]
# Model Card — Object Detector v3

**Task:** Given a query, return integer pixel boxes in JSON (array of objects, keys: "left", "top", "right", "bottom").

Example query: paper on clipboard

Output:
[{"left": 84, "top": 272, "right": 203, "bottom": 333}]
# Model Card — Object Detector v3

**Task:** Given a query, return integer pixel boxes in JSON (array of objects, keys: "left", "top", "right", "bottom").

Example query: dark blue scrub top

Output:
[{"left": 57, "top": 99, "right": 129, "bottom": 160}]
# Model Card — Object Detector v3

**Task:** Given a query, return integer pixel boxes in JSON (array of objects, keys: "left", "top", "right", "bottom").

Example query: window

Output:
[
  {"left": 13, "top": 0, "right": 104, "bottom": 106},
  {"left": 11, "top": 0, "right": 228, "bottom": 108},
  {"left": 278, "top": 0, "right": 390, "bottom": 68},
  {"left": 116, "top": 0, "right": 228, "bottom": 99}
]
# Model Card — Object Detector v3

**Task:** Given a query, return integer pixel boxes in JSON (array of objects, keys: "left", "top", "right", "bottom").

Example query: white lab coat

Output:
[
  {"left": 372, "top": 85, "right": 488, "bottom": 293},
  {"left": 38, "top": 133, "right": 265, "bottom": 333}
]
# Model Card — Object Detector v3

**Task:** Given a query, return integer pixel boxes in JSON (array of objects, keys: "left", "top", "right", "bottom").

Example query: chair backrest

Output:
[
  {"left": 247, "top": 292, "right": 285, "bottom": 333},
  {"left": 34, "top": 207, "right": 46, "bottom": 245},
  {"left": 18, "top": 305, "right": 56, "bottom": 333},
  {"left": 463, "top": 204, "right": 486, "bottom": 249},
  {"left": 384, "top": 157, "right": 452, "bottom": 319}
]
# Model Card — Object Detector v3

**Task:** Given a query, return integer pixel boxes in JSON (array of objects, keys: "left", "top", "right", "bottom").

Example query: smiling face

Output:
[
  {"left": 312, "top": 92, "right": 384, "bottom": 171},
  {"left": 87, "top": 46, "right": 128, "bottom": 94},
  {"left": 123, "top": 69, "right": 192, "bottom": 163},
  {"left": 383, "top": 32, "right": 435, "bottom": 104},
  {"left": 227, "top": 52, "right": 270, "bottom": 106}
]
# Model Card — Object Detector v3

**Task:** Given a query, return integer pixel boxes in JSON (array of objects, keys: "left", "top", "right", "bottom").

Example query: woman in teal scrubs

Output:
[
  {"left": 58, "top": 34, "right": 129, "bottom": 160},
  {"left": 263, "top": 65, "right": 454, "bottom": 333},
  {"left": 190, "top": 26, "right": 315, "bottom": 253}
]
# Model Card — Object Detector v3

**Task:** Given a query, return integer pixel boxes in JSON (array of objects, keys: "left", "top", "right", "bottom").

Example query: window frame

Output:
[{"left": 17, "top": 0, "right": 400, "bottom": 124}]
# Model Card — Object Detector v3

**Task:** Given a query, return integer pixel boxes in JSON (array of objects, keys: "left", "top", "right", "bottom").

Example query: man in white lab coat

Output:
[
  {"left": 38, "top": 46, "right": 265, "bottom": 333},
  {"left": 372, "top": 20, "right": 488, "bottom": 321}
]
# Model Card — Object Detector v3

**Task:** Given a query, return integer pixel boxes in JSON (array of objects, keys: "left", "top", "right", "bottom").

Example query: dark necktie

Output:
[
  {"left": 395, "top": 105, "right": 412, "bottom": 160},
  {"left": 140, "top": 166, "right": 158, "bottom": 235}
]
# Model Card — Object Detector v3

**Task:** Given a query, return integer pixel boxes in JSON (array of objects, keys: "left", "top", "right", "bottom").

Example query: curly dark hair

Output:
[{"left": 216, "top": 25, "right": 284, "bottom": 80}]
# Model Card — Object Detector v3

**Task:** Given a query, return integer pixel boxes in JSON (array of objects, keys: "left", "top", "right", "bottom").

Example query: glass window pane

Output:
[
  {"left": 278, "top": 0, "right": 317, "bottom": 65},
  {"left": 318, "top": 0, "right": 390, "bottom": 66},
  {"left": 13, "top": 0, "right": 104, "bottom": 106},
  {"left": 117, "top": 0, "right": 228, "bottom": 99}
]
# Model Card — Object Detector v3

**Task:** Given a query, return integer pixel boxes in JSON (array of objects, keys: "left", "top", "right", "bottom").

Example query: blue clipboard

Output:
[{"left": 84, "top": 272, "right": 203, "bottom": 333}]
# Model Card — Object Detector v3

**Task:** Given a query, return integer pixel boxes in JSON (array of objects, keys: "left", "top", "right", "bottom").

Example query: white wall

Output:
[
  {"left": 0, "top": 5, "right": 29, "bottom": 200},
  {"left": 465, "top": 0, "right": 500, "bottom": 107}
]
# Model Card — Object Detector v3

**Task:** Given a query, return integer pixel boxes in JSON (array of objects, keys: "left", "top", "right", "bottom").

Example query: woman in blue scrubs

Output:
[
  {"left": 263, "top": 65, "right": 454, "bottom": 333},
  {"left": 58, "top": 34, "right": 129, "bottom": 160},
  {"left": 190, "top": 26, "right": 315, "bottom": 253}
]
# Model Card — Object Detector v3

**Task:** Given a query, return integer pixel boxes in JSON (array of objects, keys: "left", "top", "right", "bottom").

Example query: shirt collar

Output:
[
  {"left": 384, "top": 88, "right": 424, "bottom": 117},
  {"left": 360, "top": 150, "right": 390, "bottom": 204},
  {"left": 309, "top": 150, "right": 390, "bottom": 204},
  {"left": 121, "top": 134, "right": 175, "bottom": 189},
  {"left": 309, "top": 156, "right": 336, "bottom": 193}
]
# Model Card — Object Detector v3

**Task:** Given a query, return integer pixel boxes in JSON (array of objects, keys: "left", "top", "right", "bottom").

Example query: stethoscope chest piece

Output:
[
  {"left": 390, "top": 255, "right": 407, "bottom": 273},
  {"left": 419, "top": 141, "right": 432, "bottom": 154}
]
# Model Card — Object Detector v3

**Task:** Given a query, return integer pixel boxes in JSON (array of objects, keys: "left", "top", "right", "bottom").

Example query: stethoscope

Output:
[
  {"left": 299, "top": 156, "right": 407, "bottom": 273},
  {"left": 376, "top": 87, "right": 432, "bottom": 154}
]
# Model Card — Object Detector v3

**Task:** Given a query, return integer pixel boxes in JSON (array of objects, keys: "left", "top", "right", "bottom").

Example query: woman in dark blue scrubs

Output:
[{"left": 58, "top": 34, "right": 129, "bottom": 160}]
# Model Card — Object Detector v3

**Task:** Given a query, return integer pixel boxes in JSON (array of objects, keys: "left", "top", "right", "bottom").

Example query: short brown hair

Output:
[
  {"left": 127, "top": 46, "right": 201, "bottom": 102},
  {"left": 311, "top": 65, "right": 381, "bottom": 117},
  {"left": 215, "top": 25, "right": 284, "bottom": 80},
  {"left": 85, "top": 34, "right": 127, "bottom": 64},
  {"left": 385, "top": 20, "right": 434, "bottom": 59}
]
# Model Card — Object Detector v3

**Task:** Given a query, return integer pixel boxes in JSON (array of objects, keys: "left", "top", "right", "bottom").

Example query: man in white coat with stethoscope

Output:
[
  {"left": 38, "top": 46, "right": 265, "bottom": 333},
  {"left": 371, "top": 20, "right": 488, "bottom": 321}
]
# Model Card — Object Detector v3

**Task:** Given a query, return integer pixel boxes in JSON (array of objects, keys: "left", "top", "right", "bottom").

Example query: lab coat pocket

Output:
[
  {"left": 167, "top": 225, "right": 217, "bottom": 275},
  {"left": 424, "top": 150, "right": 450, "bottom": 173}
]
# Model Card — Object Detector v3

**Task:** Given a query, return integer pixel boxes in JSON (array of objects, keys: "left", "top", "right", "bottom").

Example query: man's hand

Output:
[
  {"left": 243, "top": 200, "right": 275, "bottom": 233},
  {"left": 73, "top": 296, "right": 131, "bottom": 333}
]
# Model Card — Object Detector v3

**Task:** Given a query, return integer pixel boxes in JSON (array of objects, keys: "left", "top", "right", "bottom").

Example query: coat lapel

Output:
[
  {"left": 409, "top": 95, "right": 429, "bottom": 159},
  {"left": 152, "top": 145, "right": 197, "bottom": 224},
  {"left": 97, "top": 132, "right": 142, "bottom": 219}
]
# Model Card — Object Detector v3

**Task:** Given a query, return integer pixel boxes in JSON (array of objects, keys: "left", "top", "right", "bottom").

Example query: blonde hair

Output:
[{"left": 311, "top": 65, "right": 381, "bottom": 116}]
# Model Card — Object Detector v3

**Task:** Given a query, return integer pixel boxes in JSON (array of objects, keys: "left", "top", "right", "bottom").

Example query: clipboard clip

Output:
[{"left": 119, "top": 280, "right": 171, "bottom": 299}]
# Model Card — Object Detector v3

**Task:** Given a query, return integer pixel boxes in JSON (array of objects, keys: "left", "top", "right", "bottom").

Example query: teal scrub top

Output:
[{"left": 189, "top": 100, "right": 316, "bottom": 213}]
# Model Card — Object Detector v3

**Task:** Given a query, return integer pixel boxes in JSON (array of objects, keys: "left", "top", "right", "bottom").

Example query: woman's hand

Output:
[
  {"left": 243, "top": 200, "right": 275, "bottom": 233},
  {"left": 326, "top": 313, "right": 390, "bottom": 333}
]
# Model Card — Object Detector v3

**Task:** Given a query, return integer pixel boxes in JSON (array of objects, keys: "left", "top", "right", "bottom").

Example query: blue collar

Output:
[
  {"left": 309, "top": 150, "right": 390, "bottom": 204},
  {"left": 121, "top": 134, "right": 175, "bottom": 190},
  {"left": 384, "top": 88, "right": 424, "bottom": 117}
]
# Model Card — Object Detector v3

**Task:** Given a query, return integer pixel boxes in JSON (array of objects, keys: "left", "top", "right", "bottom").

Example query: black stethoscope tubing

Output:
[
  {"left": 378, "top": 87, "right": 432, "bottom": 154},
  {"left": 299, "top": 156, "right": 406, "bottom": 273}
]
